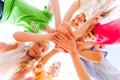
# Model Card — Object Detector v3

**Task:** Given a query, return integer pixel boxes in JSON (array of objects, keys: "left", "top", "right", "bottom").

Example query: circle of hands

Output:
[
  {"left": 26, "top": 22, "right": 76, "bottom": 71},
  {"left": 47, "top": 22, "right": 77, "bottom": 54}
]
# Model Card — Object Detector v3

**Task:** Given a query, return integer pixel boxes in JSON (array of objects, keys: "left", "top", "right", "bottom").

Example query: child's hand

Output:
[
  {"left": 56, "top": 22, "right": 72, "bottom": 35},
  {"left": 47, "top": 32, "right": 57, "bottom": 41},
  {"left": 53, "top": 28, "right": 76, "bottom": 52}
]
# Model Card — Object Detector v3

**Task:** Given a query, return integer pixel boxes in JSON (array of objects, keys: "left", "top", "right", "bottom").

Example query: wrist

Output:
[
  {"left": 70, "top": 49, "right": 79, "bottom": 59},
  {"left": 70, "top": 48, "right": 78, "bottom": 55},
  {"left": 42, "top": 33, "right": 51, "bottom": 41}
]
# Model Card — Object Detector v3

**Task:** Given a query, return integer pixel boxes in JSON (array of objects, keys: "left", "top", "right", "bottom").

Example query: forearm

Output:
[
  {"left": 74, "top": 18, "right": 97, "bottom": 39},
  {"left": 5, "top": 43, "right": 18, "bottom": 51},
  {"left": 13, "top": 32, "right": 50, "bottom": 42},
  {"left": 79, "top": 50, "right": 103, "bottom": 63},
  {"left": 63, "top": 0, "right": 80, "bottom": 22},
  {"left": 49, "top": 0, "right": 61, "bottom": 27},
  {"left": 70, "top": 49, "right": 90, "bottom": 80},
  {"left": 41, "top": 49, "right": 58, "bottom": 65},
  {"left": 74, "top": 21, "right": 90, "bottom": 39}
]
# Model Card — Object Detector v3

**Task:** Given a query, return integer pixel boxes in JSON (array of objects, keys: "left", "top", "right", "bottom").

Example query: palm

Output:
[{"left": 53, "top": 31, "right": 76, "bottom": 52}]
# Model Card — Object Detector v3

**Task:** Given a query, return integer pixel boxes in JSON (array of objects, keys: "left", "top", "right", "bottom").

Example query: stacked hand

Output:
[{"left": 53, "top": 24, "right": 76, "bottom": 53}]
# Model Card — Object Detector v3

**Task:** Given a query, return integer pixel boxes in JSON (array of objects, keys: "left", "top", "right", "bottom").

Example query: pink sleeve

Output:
[
  {"left": 93, "top": 19, "right": 120, "bottom": 38},
  {"left": 92, "top": 18, "right": 120, "bottom": 44}
]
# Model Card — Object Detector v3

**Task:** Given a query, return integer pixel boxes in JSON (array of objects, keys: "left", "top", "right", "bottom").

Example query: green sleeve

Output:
[{"left": 1, "top": 0, "right": 53, "bottom": 33}]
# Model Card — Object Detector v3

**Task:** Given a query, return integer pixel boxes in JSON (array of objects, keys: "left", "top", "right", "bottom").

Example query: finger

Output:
[
  {"left": 30, "top": 45, "right": 39, "bottom": 55},
  {"left": 55, "top": 34, "right": 64, "bottom": 40},
  {"left": 67, "top": 26, "right": 75, "bottom": 38},
  {"left": 53, "top": 37, "right": 62, "bottom": 42},
  {"left": 56, "top": 32, "right": 66, "bottom": 40},
  {"left": 29, "top": 43, "right": 41, "bottom": 56},
  {"left": 53, "top": 39, "right": 62, "bottom": 47},
  {"left": 67, "top": 25, "right": 72, "bottom": 34},
  {"left": 66, "top": 31, "right": 73, "bottom": 40},
  {"left": 28, "top": 48, "right": 36, "bottom": 57},
  {"left": 32, "top": 48, "right": 40, "bottom": 56},
  {"left": 32, "top": 46, "right": 41, "bottom": 56}
]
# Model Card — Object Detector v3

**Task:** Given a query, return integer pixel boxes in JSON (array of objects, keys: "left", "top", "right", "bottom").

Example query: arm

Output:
[
  {"left": 0, "top": 42, "right": 18, "bottom": 53},
  {"left": 13, "top": 31, "right": 55, "bottom": 42},
  {"left": 55, "top": 0, "right": 80, "bottom": 35},
  {"left": 41, "top": 49, "right": 58, "bottom": 65},
  {"left": 76, "top": 41, "right": 103, "bottom": 62},
  {"left": 63, "top": 0, "right": 80, "bottom": 22},
  {"left": 53, "top": 30, "right": 90, "bottom": 80},
  {"left": 48, "top": 0, "right": 61, "bottom": 28},
  {"left": 70, "top": 49, "right": 91, "bottom": 80},
  {"left": 74, "top": 17, "right": 98, "bottom": 39},
  {"left": 79, "top": 49, "right": 103, "bottom": 63}
]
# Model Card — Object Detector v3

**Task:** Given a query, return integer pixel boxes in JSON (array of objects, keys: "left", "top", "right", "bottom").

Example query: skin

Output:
[
  {"left": 27, "top": 41, "right": 49, "bottom": 58},
  {"left": 13, "top": 31, "right": 56, "bottom": 42},
  {"left": 76, "top": 38, "right": 103, "bottom": 63},
  {"left": 70, "top": 12, "right": 86, "bottom": 29},
  {"left": 0, "top": 42, "right": 18, "bottom": 53},
  {"left": 48, "top": 0, "right": 61, "bottom": 28},
  {"left": 54, "top": 0, "right": 98, "bottom": 39},
  {"left": 53, "top": 29, "right": 91, "bottom": 80},
  {"left": 56, "top": 0, "right": 80, "bottom": 36},
  {"left": 49, "top": 0, "right": 101, "bottom": 63},
  {"left": 0, "top": 42, "right": 8, "bottom": 53},
  {"left": 63, "top": 0, "right": 80, "bottom": 22},
  {"left": 56, "top": 21, "right": 103, "bottom": 62}
]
